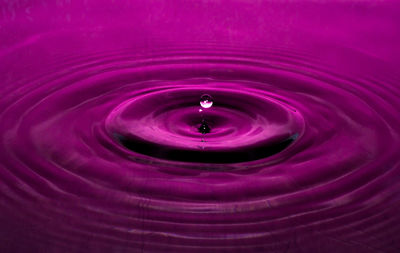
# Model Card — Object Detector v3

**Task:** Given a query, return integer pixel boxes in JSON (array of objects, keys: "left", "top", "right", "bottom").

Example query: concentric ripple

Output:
[
  {"left": 1, "top": 31, "right": 400, "bottom": 252},
  {"left": 107, "top": 85, "right": 301, "bottom": 163}
]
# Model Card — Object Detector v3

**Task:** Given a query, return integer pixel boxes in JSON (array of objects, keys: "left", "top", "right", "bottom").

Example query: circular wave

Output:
[
  {"left": 1, "top": 42, "right": 400, "bottom": 252},
  {"left": 107, "top": 85, "right": 301, "bottom": 164}
]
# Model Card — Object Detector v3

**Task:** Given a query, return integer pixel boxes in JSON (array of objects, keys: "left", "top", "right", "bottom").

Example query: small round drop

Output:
[{"left": 200, "top": 94, "right": 213, "bottom": 109}]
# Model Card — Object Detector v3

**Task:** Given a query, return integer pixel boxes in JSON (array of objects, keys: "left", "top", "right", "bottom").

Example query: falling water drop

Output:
[
  {"left": 200, "top": 94, "right": 213, "bottom": 109},
  {"left": 199, "top": 94, "right": 213, "bottom": 146}
]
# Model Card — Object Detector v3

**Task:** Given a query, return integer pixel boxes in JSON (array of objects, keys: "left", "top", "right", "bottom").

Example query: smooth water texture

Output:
[{"left": 1, "top": 1, "right": 400, "bottom": 253}]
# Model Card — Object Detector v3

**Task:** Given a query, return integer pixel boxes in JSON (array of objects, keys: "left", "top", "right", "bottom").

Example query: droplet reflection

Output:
[{"left": 200, "top": 94, "right": 213, "bottom": 109}]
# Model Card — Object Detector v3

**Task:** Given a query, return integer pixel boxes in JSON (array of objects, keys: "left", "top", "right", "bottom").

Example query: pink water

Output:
[{"left": 1, "top": 1, "right": 400, "bottom": 252}]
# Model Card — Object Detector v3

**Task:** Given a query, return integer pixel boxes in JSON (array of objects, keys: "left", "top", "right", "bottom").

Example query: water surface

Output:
[{"left": 1, "top": 1, "right": 400, "bottom": 252}]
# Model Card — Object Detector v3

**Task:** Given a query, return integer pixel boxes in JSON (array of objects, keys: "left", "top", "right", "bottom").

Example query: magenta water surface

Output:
[{"left": 1, "top": 1, "right": 400, "bottom": 252}]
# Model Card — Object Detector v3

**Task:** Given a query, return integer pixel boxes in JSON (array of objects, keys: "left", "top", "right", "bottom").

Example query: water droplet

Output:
[
  {"left": 200, "top": 94, "right": 213, "bottom": 109},
  {"left": 199, "top": 120, "right": 211, "bottom": 134}
]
